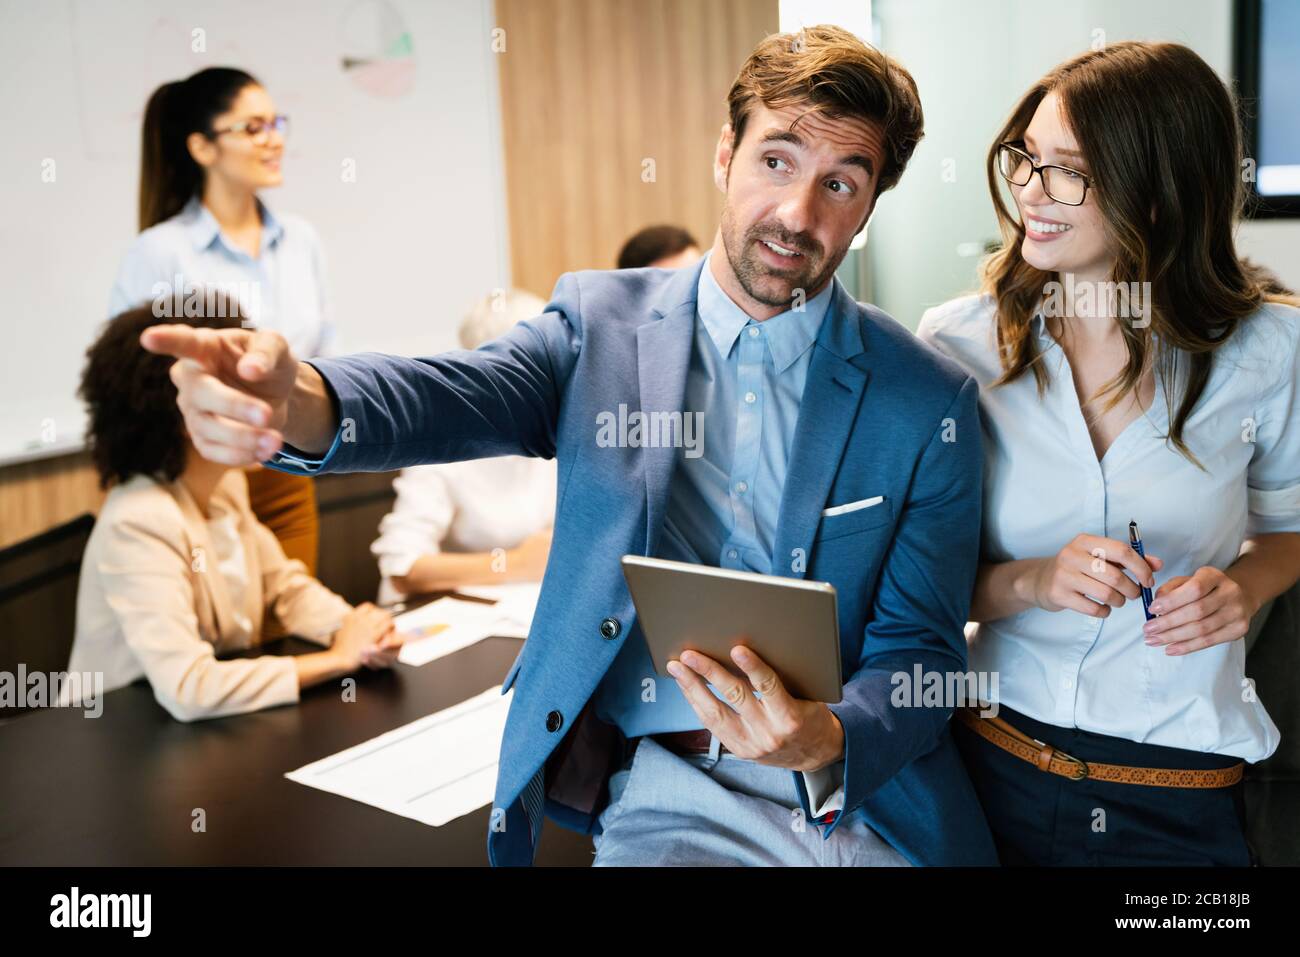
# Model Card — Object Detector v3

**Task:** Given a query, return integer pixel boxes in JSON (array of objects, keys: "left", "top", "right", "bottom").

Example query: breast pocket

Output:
[
  {"left": 815, "top": 495, "right": 894, "bottom": 542},
  {"left": 501, "top": 648, "right": 525, "bottom": 694}
]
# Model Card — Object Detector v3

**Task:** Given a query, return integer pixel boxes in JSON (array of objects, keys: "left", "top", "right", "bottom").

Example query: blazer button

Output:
[
  {"left": 545, "top": 710, "right": 564, "bottom": 733},
  {"left": 600, "top": 617, "right": 621, "bottom": 640}
]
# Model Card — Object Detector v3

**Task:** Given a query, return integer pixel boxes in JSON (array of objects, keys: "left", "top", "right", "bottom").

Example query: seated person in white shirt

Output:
[
  {"left": 66, "top": 298, "right": 403, "bottom": 721},
  {"left": 371, "top": 290, "right": 558, "bottom": 605}
]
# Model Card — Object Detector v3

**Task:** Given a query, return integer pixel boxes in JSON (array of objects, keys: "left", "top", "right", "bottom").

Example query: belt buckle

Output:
[
  {"left": 707, "top": 732, "right": 722, "bottom": 762},
  {"left": 1033, "top": 737, "right": 1089, "bottom": 780}
]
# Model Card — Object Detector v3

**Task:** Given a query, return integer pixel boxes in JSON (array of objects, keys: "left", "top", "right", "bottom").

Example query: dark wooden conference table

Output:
[{"left": 0, "top": 608, "right": 596, "bottom": 866}]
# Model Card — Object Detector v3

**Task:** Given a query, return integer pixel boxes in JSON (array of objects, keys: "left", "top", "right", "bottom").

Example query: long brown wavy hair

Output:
[{"left": 981, "top": 41, "right": 1295, "bottom": 465}]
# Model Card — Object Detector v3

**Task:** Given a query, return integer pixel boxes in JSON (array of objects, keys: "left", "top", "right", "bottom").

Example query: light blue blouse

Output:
[
  {"left": 919, "top": 294, "right": 1299, "bottom": 762},
  {"left": 108, "top": 196, "right": 335, "bottom": 358}
]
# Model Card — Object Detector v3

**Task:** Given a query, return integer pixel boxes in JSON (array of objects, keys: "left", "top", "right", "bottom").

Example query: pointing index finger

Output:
[{"left": 140, "top": 324, "right": 210, "bottom": 362}]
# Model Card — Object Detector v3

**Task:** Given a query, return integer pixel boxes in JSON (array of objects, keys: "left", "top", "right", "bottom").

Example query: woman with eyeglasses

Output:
[
  {"left": 109, "top": 68, "right": 330, "bottom": 581},
  {"left": 918, "top": 42, "right": 1300, "bottom": 865}
]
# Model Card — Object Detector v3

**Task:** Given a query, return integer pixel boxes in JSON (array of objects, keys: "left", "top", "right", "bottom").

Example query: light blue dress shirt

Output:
[
  {"left": 109, "top": 196, "right": 335, "bottom": 358},
  {"left": 593, "top": 253, "right": 834, "bottom": 737},
  {"left": 920, "top": 295, "right": 1300, "bottom": 762}
]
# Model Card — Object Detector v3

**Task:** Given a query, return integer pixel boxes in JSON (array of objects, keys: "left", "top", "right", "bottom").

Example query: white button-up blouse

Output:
[{"left": 919, "top": 294, "right": 1299, "bottom": 762}]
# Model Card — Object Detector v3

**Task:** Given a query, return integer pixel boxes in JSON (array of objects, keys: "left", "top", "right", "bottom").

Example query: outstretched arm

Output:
[
  {"left": 142, "top": 273, "right": 584, "bottom": 473},
  {"left": 139, "top": 324, "right": 340, "bottom": 462}
]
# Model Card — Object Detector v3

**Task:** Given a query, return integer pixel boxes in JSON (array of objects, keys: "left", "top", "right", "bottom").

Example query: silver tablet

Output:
[{"left": 620, "top": 555, "right": 842, "bottom": 703}]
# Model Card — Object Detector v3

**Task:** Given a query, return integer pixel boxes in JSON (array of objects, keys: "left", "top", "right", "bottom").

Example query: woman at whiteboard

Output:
[{"left": 109, "top": 66, "right": 329, "bottom": 580}]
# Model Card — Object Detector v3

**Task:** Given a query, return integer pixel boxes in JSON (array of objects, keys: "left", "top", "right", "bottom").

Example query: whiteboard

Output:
[{"left": 0, "top": 0, "right": 510, "bottom": 465}]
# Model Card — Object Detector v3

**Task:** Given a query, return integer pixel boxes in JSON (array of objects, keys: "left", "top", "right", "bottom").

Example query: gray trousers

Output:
[{"left": 591, "top": 735, "right": 912, "bottom": 866}]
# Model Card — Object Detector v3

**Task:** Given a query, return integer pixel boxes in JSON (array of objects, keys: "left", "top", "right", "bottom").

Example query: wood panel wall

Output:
[
  {"left": 0, "top": 453, "right": 103, "bottom": 550},
  {"left": 494, "top": 0, "right": 779, "bottom": 297}
]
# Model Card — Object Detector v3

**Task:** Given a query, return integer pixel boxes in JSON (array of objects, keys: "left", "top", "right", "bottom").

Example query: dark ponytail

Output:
[{"left": 139, "top": 67, "right": 259, "bottom": 231}]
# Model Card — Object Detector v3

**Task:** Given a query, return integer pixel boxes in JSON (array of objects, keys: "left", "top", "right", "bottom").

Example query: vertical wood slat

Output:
[
  {"left": 494, "top": 0, "right": 779, "bottom": 298},
  {"left": 0, "top": 454, "right": 103, "bottom": 551}
]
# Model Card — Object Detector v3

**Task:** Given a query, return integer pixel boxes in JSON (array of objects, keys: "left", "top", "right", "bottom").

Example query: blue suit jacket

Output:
[{"left": 292, "top": 258, "right": 998, "bottom": 865}]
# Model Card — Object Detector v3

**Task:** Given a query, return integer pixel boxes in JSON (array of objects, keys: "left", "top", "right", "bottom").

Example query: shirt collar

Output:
[
  {"left": 1029, "top": 303, "right": 1054, "bottom": 344},
  {"left": 696, "top": 251, "right": 834, "bottom": 372},
  {"left": 182, "top": 196, "right": 219, "bottom": 250},
  {"left": 181, "top": 196, "right": 284, "bottom": 254}
]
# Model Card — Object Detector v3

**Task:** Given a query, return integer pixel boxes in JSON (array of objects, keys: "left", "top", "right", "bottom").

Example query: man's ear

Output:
[
  {"left": 713, "top": 122, "right": 735, "bottom": 194},
  {"left": 186, "top": 131, "right": 217, "bottom": 170}
]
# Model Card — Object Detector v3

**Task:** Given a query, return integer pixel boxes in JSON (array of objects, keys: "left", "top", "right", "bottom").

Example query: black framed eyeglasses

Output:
[
  {"left": 996, "top": 142, "right": 1092, "bottom": 206},
  {"left": 210, "top": 115, "right": 290, "bottom": 145}
]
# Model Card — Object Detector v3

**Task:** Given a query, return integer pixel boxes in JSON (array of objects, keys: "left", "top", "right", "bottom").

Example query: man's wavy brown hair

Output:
[{"left": 726, "top": 24, "right": 924, "bottom": 198}]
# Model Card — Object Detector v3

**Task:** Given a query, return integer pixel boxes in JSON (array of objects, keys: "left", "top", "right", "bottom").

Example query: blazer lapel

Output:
[
  {"left": 772, "top": 280, "right": 869, "bottom": 578},
  {"left": 636, "top": 260, "right": 705, "bottom": 555}
]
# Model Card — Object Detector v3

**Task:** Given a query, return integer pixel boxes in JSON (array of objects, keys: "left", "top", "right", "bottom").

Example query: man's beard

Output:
[{"left": 720, "top": 209, "right": 843, "bottom": 309}]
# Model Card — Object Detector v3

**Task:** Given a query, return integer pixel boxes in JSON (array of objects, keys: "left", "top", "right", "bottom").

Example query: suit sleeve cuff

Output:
[
  {"left": 262, "top": 426, "right": 343, "bottom": 475},
  {"left": 802, "top": 762, "right": 846, "bottom": 817}
]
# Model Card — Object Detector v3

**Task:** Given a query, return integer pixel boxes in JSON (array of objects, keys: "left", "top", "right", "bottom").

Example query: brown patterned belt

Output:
[{"left": 955, "top": 707, "right": 1244, "bottom": 789}]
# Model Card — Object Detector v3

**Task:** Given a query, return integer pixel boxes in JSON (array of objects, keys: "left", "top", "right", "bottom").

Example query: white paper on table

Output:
[
  {"left": 284, "top": 686, "right": 511, "bottom": 827},
  {"left": 394, "top": 596, "right": 501, "bottom": 666},
  {"left": 455, "top": 582, "right": 542, "bottom": 636}
]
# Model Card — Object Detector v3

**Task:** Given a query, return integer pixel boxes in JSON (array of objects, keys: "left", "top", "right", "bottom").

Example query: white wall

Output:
[
  {"left": 0, "top": 0, "right": 509, "bottom": 464},
  {"left": 867, "top": 0, "right": 1300, "bottom": 328}
]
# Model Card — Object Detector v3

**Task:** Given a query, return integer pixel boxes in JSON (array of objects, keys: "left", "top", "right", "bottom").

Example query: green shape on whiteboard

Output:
[{"left": 386, "top": 32, "right": 413, "bottom": 58}]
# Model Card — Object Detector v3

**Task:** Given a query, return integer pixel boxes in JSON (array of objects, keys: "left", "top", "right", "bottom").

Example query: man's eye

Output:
[
  {"left": 765, "top": 156, "right": 789, "bottom": 171},
  {"left": 826, "top": 179, "right": 853, "bottom": 195}
]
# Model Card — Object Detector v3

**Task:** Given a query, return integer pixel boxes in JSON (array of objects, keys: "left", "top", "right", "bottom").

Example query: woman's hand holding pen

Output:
[
  {"left": 1025, "top": 533, "right": 1163, "bottom": 619},
  {"left": 1141, "top": 567, "right": 1259, "bottom": 656}
]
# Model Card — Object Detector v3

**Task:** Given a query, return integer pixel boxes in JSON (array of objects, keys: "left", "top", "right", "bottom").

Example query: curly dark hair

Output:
[{"left": 79, "top": 293, "right": 246, "bottom": 489}]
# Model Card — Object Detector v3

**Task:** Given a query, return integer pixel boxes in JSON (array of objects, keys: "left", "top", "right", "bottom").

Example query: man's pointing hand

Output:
[{"left": 140, "top": 325, "right": 297, "bottom": 466}]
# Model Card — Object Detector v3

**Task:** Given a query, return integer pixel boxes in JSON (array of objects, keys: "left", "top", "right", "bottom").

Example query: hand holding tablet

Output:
[{"left": 620, "top": 555, "right": 843, "bottom": 703}]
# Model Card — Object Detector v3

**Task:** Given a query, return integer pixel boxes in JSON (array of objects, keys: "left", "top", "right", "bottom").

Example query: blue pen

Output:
[{"left": 1128, "top": 520, "right": 1155, "bottom": 621}]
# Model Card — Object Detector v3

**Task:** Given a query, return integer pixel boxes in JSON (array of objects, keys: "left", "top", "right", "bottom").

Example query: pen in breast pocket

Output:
[{"left": 1128, "top": 520, "right": 1155, "bottom": 621}]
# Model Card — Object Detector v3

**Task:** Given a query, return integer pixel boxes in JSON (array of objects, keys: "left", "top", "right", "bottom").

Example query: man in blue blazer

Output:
[{"left": 144, "top": 25, "right": 997, "bottom": 866}]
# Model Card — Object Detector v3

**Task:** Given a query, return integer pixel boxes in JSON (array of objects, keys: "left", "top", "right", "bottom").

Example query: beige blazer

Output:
[{"left": 66, "top": 469, "right": 352, "bottom": 721}]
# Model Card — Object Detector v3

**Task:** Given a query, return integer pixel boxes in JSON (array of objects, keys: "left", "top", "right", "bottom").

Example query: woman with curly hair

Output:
[{"left": 65, "top": 297, "right": 402, "bottom": 721}]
